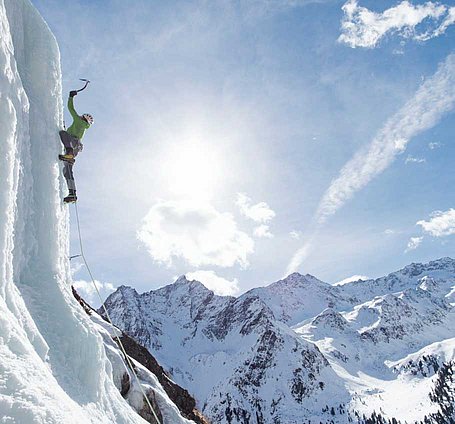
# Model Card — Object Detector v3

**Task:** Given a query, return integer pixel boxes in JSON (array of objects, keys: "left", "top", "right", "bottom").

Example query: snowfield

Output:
[{"left": 0, "top": 1, "right": 193, "bottom": 422}]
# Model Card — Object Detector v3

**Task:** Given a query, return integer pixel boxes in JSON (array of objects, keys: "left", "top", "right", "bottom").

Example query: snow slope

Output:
[
  {"left": 0, "top": 1, "right": 191, "bottom": 422},
  {"left": 104, "top": 258, "right": 455, "bottom": 423}
]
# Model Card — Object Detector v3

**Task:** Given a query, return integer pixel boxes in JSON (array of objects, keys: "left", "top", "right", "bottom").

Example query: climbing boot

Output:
[
  {"left": 59, "top": 154, "right": 75, "bottom": 164},
  {"left": 64, "top": 190, "right": 77, "bottom": 204}
]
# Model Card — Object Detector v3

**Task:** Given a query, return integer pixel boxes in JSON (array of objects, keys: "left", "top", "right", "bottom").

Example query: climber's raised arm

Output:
[{"left": 67, "top": 90, "right": 80, "bottom": 120}]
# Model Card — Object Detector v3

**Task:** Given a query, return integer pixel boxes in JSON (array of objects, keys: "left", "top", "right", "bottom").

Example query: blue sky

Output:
[{"left": 33, "top": 0, "right": 455, "bottom": 304}]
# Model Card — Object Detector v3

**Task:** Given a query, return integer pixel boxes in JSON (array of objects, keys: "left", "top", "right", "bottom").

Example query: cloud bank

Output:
[
  {"left": 138, "top": 200, "right": 254, "bottom": 268},
  {"left": 339, "top": 0, "right": 455, "bottom": 48}
]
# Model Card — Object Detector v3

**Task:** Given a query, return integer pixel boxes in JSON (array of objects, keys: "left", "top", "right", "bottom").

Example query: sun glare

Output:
[{"left": 159, "top": 140, "right": 224, "bottom": 201}]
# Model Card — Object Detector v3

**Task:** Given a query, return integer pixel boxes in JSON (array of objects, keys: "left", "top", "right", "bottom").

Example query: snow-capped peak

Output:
[{"left": 171, "top": 275, "right": 214, "bottom": 294}]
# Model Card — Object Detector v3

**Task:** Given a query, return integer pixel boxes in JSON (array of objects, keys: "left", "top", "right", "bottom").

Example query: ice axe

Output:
[{"left": 75, "top": 78, "right": 90, "bottom": 93}]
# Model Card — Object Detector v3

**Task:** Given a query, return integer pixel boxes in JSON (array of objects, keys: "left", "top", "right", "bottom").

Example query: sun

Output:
[{"left": 159, "top": 138, "right": 224, "bottom": 201}]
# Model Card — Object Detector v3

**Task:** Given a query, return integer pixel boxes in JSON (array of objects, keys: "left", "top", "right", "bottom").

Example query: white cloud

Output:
[
  {"left": 186, "top": 270, "right": 240, "bottom": 296},
  {"left": 73, "top": 279, "right": 116, "bottom": 308},
  {"left": 316, "top": 54, "right": 455, "bottom": 225},
  {"left": 253, "top": 224, "right": 274, "bottom": 238},
  {"left": 384, "top": 228, "right": 396, "bottom": 235},
  {"left": 417, "top": 208, "right": 455, "bottom": 237},
  {"left": 405, "top": 155, "right": 426, "bottom": 164},
  {"left": 428, "top": 141, "right": 443, "bottom": 149},
  {"left": 334, "top": 274, "right": 369, "bottom": 286},
  {"left": 405, "top": 236, "right": 423, "bottom": 252},
  {"left": 339, "top": 0, "right": 454, "bottom": 48},
  {"left": 137, "top": 200, "right": 254, "bottom": 268},
  {"left": 236, "top": 193, "right": 276, "bottom": 223}
]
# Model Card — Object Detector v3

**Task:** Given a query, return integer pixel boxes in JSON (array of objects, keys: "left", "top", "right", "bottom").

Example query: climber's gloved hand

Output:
[{"left": 69, "top": 90, "right": 78, "bottom": 97}]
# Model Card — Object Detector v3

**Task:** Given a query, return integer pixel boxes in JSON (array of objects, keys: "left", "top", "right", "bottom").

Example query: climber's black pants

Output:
[{"left": 59, "top": 130, "right": 80, "bottom": 192}]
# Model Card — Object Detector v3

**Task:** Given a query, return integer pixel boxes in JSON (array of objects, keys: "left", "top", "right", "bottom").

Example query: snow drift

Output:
[{"left": 0, "top": 1, "right": 191, "bottom": 422}]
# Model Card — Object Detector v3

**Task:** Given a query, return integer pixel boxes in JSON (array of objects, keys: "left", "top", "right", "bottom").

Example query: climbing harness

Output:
[{"left": 73, "top": 202, "right": 162, "bottom": 424}]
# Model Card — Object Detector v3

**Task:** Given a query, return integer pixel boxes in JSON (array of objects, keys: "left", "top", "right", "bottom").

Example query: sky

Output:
[{"left": 33, "top": 0, "right": 455, "bottom": 305}]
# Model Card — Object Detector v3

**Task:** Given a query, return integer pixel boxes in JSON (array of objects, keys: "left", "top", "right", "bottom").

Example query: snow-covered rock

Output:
[{"left": 0, "top": 1, "right": 193, "bottom": 422}]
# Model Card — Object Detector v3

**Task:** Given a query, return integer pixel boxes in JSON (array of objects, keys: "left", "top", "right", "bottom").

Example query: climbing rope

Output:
[{"left": 73, "top": 202, "right": 162, "bottom": 424}]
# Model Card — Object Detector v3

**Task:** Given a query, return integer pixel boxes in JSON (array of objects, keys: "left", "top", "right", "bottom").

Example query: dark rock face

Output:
[
  {"left": 221, "top": 394, "right": 252, "bottom": 424},
  {"left": 394, "top": 355, "right": 441, "bottom": 378},
  {"left": 239, "top": 328, "right": 283, "bottom": 391},
  {"left": 311, "top": 308, "right": 348, "bottom": 331},
  {"left": 119, "top": 334, "right": 210, "bottom": 424},
  {"left": 428, "top": 361, "right": 455, "bottom": 423},
  {"left": 120, "top": 372, "right": 131, "bottom": 397}
]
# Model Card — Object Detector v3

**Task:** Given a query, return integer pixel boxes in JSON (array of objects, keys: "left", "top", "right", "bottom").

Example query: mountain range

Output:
[{"left": 100, "top": 257, "right": 455, "bottom": 423}]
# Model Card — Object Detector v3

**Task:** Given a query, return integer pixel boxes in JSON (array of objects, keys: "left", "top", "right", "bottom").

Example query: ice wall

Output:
[{"left": 0, "top": 1, "right": 148, "bottom": 422}]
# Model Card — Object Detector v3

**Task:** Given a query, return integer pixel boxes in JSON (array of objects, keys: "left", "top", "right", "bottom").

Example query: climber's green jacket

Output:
[{"left": 67, "top": 97, "right": 90, "bottom": 140}]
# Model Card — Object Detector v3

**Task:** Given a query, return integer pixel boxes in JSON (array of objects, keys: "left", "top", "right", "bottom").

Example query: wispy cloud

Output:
[
  {"left": 286, "top": 234, "right": 316, "bottom": 275},
  {"left": 405, "top": 155, "right": 426, "bottom": 164},
  {"left": 405, "top": 236, "right": 423, "bottom": 252},
  {"left": 287, "top": 54, "right": 455, "bottom": 274},
  {"left": 186, "top": 270, "right": 240, "bottom": 296},
  {"left": 137, "top": 200, "right": 254, "bottom": 268},
  {"left": 428, "top": 141, "right": 443, "bottom": 150},
  {"left": 316, "top": 54, "right": 455, "bottom": 225},
  {"left": 339, "top": 0, "right": 455, "bottom": 48},
  {"left": 417, "top": 208, "right": 455, "bottom": 237}
]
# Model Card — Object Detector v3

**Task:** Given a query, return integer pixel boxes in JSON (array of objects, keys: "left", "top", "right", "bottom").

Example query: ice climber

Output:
[{"left": 59, "top": 90, "right": 94, "bottom": 203}]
